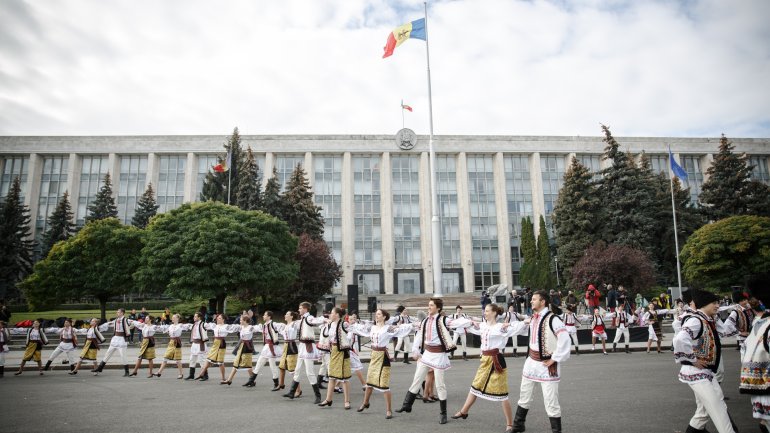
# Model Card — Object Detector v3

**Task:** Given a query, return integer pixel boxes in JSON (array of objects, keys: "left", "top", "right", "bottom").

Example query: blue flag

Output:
[{"left": 669, "top": 148, "right": 688, "bottom": 181}]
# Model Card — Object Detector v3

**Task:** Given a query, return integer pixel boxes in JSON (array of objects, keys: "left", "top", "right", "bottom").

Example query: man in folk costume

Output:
[
  {"left": 450, "top": 305, "right": 469, "bottom": 361},
  {"left": 44, "top": 318, "right": 79, "bottom": 372},
  {"left": 185, "top": 312, "right": 209, "bottom": 381},
  {"left": 316, "top": 311, "right": 333, "bottom": 390},
  {"left": 396, "top": 297, "right": 465, "bottom": 424},
  {"left": 392, "top": 305, "right": 415, "bottom": 364},
  {"left": 95, "top": 308, "right": 134, "bottom": 376},
  {"left": 243, "top": 311, "right": 284, "bottom": 389},
  {"left": 608, "top": 301, "right": 635, "bottom": 353},
  {"left": 501, "top": 302, "right": 528, "bottom": 357},
  {"left": 722, "top": 290, "right": 756, "bottom": 356},
  {"left": 739, "top": 277, "right": 770, "bottom": 433},
  {"left": 284, "top": 301, "right": 326, "bottom": 404},
  {"left": 673, "top": 290, "right": 738, "bottom": 433},
  {"left": 508, "top": 290, "right": 571, "bottom": 433}
]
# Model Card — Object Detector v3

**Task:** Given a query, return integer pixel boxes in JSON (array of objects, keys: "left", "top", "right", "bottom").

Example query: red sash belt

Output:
[
  {"left": 192, "top": 339, "right": 205, "bottom": 351},
  {"left": 215, "top": 337, "right": 226, "bottom": 349},
  {"left": 424, "top": 345, "right": 444, "bottom": 354},
  {"left": 482, "top": 349, "right": 504, "bottom": 373},
  {"left": 88, "top": 338, "right": 100, "bottom": 350},
  {"left": 115, "top": 332, "right": 126, "bottom": 337},
  {"left": 171, "top": 337, "right": 182, "bottom": 348},
  {"left": 528, "top": 349, "right": 558, "bottom": 377}
]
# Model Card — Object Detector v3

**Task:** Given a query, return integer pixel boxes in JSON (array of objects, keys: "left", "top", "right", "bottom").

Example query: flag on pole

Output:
[
  {"left": 213, "top": 149, "right": 232, "bottom": 173},
  {"left": 668, "top": 147, "right": 688, "bottom": 181},
  {"left": 401, "top": 102, "right": 413, "bottom": 112},
  {"left": 382, "top": 18, "right": 426, "bottom": 58}
]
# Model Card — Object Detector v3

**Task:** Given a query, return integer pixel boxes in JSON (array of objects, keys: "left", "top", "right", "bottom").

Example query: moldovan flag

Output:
[
  {"left": 668, "top": 147, "right": 688, "bottom": 181},
  {"left": 401, "top": 102, "right": 413, "bottom": 112},
  {"left": 213, "top": 149, "right": 231, "bottom": 173},
  {"left": 383, "top": 18, "right": 426, "bottom": 58}
]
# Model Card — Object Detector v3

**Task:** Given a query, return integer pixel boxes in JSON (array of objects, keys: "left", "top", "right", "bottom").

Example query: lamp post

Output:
[{"left": 554, "top": 256, "right": 560, "bottom": 287}]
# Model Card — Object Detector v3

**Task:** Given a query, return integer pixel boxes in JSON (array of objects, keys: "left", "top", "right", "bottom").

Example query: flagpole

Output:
[
  {"left": 401, "top": 99, "right": 405, "bottom": 130},
  {"left": 424, "top": 1, "right": 442, "bottom": 296},
  {"left": 668, "top": 147, "right": 683, "bottom": 290}
]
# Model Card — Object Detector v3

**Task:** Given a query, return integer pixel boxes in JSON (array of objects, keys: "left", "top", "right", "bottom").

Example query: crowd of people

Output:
[{"left": 0, "top": 284, "right": 768, "bottom": 433}]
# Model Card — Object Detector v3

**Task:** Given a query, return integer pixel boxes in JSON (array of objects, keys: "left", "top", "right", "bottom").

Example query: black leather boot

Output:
[
  {"left": 574, "top": 345, "right": 579, "bottom": 355},
  {"left": 396, "top": 391, "right": 417, "bottom": 413},
  {"left": 44, "top": 360, "right": 52, "bottom": 371},
  {"left": 312, "top": 383, "right": 322, "bottom": 404},
  {"left": 271, "top": 378, "right": 280, "bottom": 391},
  {"left": 625, "top": 344, "right": 630, "bottom": 353},
  {"left": 439, "top": 399, "right": 447, "bottom": 424},
  {"left": 96, "top": 361, "right": 106, "bottom": 373},
  {"left": 549, "top": 417, "right": 562, "bottom": 433},
  {"left": 612, "top": 343, "right": 617, "bottom": 352},
  {"left": 404, "top": 353, "right": 411, "bottom": 364},
  {"left": 462, "top": 352, "right": 467, "bottom": 361},
  {"left": 513, "top": 348, "right": 517, "bottom": 358},
  {"left": 185, "top": 367, "right": 196, "bottom": 380},
  {"left": 243, "top": 373, "right": 256, "bottom": 387},
  {"left": 684, "top": 425, "right": 708, "bottom": 433},
  {"left": 512, "top": 406, "right": 528, "bottom": 432},
  {"left": 760, "top": 423, "right": 769, "bottom": 433},
  {"left": 283, "top": 381, "right": 300, "bottom": 399},
  {"left": 200, "top": 371, "right": 209, "bottom": 381},
  {"left": 69, "top": 365, "right": 76, "bottom": 374},
  {"left": 123, "top": 365, "right": 130, "bottom": 377},
  {"left": 0, "top": 366, "right": 4, "bottom": 377}
]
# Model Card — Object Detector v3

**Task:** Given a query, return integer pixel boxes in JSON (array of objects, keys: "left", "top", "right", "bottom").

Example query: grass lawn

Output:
[{"left": 9, "top": 310, "right": 164, "bottom": 324}]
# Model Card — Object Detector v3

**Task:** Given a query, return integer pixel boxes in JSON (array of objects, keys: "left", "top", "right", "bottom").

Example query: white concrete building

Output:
[{"left": 1, "top": 134, "right": 769, "bottom": 296}]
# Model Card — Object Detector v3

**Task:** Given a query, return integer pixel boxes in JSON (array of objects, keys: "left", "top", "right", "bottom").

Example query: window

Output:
[
  {"left": 353, "top": 155, "right": 382, "bottom": 267},
  {"left": 275, "top": 154, "right": 304, "bottom": 192},
  {"left": 35, "top": 156, "right": 69, "bottom": 257},
  {"left": 391, "top": 155, "right": 421, "bottom": 267},
  {"left": 117, "top": 155, "right": 147, "bottom": 224},
  {"left": 504, "top": 154, "right": 532, "bottom": 267},
  {"left": 680, "top": 155, "right": 704, "bottom": 204},
  {"left": 467, "top": 155, "right": 499, "bottom": 291},
  {"left": 436, "top": 155, "right": 461, "bottom": 267},
  {"left": 540, "top": 155, "right": 566, "bottom": 234},
  {"left": 0, "top": 156, "right": 29, "bottom": 204},
  {"left": 77, "top": 155, "right": 109, "bottom": 225},
  {"left": 749, "top": 156, "right": 770, "bottom": 184},
  {"left": 314, "top": 155, "right": 343, "bottom": 264}
]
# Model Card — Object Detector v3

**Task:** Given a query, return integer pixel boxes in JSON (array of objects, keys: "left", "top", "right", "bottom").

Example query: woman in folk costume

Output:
[
  {"left": 318, "top": 307, "right": 353, "bottom": 409},
  {"left": 129, "top": 315, "right": 164, "bottom": 378},
  {"left": 451, "top": 304, "right": 519, "bottom": 433},
  {"left": 195, "top": 314, "right": 238, "bottom": 383},
  {"left": 153, "top": 313, "right": 187, "bottom": 379},
  {"left": 276, "top": 310, "right": 301, "bottom": 395},
  {"left": 346, "top": 312, "right": 367, "bottom": 391},
  {"left": 739, "top": 281, "right": 770, "bottom": 433},
  {"left": 242, "top": 311, "right": 285, "bottom": 389},
  {"left": 349, "top": 309, "right": 416, "bottom": 419},
  {"left": 316, "top": 314, "right": 333, "bottom": 389},
  {"left": 185, "top": 312, "right": 209, "bottom": 381},
  {"left": 560, "top": 304, "right": 581, "bottom": 355},
  {"left": 0, "top": 320, "right": 11, "bottom": 377},
  {"left": 674, "top": 289, "right": 738, "bottom": 433},
  {"left": 69, "top": 318, "right": 105, "bottom": 375},
  {"left": 220, "top": 314, "right": 261, "bottom": 385},
  {"left": 43, "top": 318, "right": 79, "bottom": 373},
  {"left": 589, "top": 307, "right": 609, "bottom": 355},
  {"left": 643, "top": 303, "right": 674, "bottom": 354},
  {"left": 15, "top": 319, "right": 49, "bottom": 375}
]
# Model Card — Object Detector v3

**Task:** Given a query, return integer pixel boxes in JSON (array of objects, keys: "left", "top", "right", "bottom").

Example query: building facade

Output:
[{"left": 1, "top": 134, "right": 769, "bottom": 296}]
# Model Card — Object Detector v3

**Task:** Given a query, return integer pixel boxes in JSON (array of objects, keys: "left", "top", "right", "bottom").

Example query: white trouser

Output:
[
  {"left": 0, "top": 351, "right": 6, "bottom": 366},
  {"left": 188, "top": 344, "right": 207, "bottom": 368},
  {"left": 517, "top": 376, "right": 561, "bottom": 417},
  {"left": 451, "top": 332, "right": 467, "bottom": 352},
  {"left": 688, "top": 379, "right": 735, "bottom": 433},
  {"left": 252, "top": 354, "right": 280, "bottom": 379},
  {"left": 102, "top": 346, "right": 127, "bottom": 364},
  {"left": 613, "top": 327, "right": 630, "bottom": 344},
  {"left": 318, "top": 351, "right": 330, "bottom": 376},
  {"left": 293, "top": 357, "right": 318, "bottom": 385},
  {"left": 395, "top": 335, "right": 411, "bottom": 353},
  {"left": 407, "top": 361, "right": 447, "bottom": 400},
  {"left": 568, "top": 333, "right": 578, "bottom": 347},
  {"left": 48, "top": 347, "right": 78, "bottom": 364}
]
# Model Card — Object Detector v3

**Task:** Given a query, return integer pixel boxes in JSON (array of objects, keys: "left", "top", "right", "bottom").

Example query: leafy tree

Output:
[
  {"left": 553, "top": 157, "right": 599, "bottom": 286},
  {"left": 236, "top": 147, "right": 263, "bottom": 211},
  {"left": 19, "top": 218, "right": 144, "bottom": 320},
  {"left": 40, "top": 191, "right": 75, "bottom": 258},
  {"left": 199, "top": 170, "right": 226, "bottom": 202},
  {"left": 132, "top": 183, "right": 159, "bottom": 229},
  {"left": 519, "top": 217, "right": 536, "bottom": 287},
  {"left": 570, "top": 243, "right": 656, "bottom": 294},
  {"left": 135, "top": 202, "right": 298, "bottom": 314},
  {"left": 534, "top": 215, "right": 555, "bottom": 290},
  {"left": 699, "top": 134, "right": 770, "bottom": 220},
  {"left": 261, "top": 167, "right": 284, "bottom": 220},
  {"left": 0, "top": 177, "right": 34, "bottom": 300},
  {"left": 282, "top": 163, "right": 324, "bottom": 239},
  {"left": 681, "top": 215, "right": 770, "bottom": 289},
  {"left": 86, "top": 172, "right": 118, "bottom": 222},
  {"left": 279, "top": 233, "right": 342, "bottom": 310},
  {"left": 199, "top": 127, "right": 244, "bottom": 204}
]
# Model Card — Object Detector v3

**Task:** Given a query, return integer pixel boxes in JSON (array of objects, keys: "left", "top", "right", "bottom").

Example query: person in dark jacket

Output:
[{"left": 606, "top": 285, "right": 618, "bottom": 312}]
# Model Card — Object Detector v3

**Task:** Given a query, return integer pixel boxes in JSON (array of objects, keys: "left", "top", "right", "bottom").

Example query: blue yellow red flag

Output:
[{"left": 383, "top": 18, "right": 426, "bottom": 58}]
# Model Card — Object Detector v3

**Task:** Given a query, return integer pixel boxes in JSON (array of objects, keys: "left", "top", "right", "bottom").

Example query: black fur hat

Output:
[{"left": 692, "top": 290, "right": 720, "bottom": 309}]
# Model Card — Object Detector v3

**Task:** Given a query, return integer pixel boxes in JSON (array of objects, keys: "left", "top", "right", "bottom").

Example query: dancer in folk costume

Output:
[
  {"left": 69, "top": 318, "right": 105, "bottom": 375},
  {"left": 560, "top": 304, "right": 581, "bottom": 355},
  {"left": 392, "top": 305, "right": 416, "bottom": 364},
  {"left": 43, "top": 318, "right": 79, "bottom": 373},
  {"left": 350, "top": 309, "right": 416, "bottom": 419},
  {"left": 0, "top": 321, "right": 10, "bottom": 377},
  {"left": 396, "top": 297, "right": 466, "bottom": 425},
  {"left": 185, "top": 312, "right": 209, "bottom": 381},
  {"left": 154, "top": 313, "right": 187, "bottom": 379},
  {"left": 607, "top": 302, "right": 635, "bottom": 353},
  {"left": 284, "top": 301, "right": 326, "bottom": 404},
  {"left": 739, "top": 282, "right": 770, "bottom": 433},
  {"left": 673, "top": 290, "right": 738, "bottom": 433},
  {"left": 195, "top": 314, "right": 240, "bottom": 383},
  {"left": 242, "top": 311, "right": 284, "bottom": 389},
  {"left": 15, "top": 319, "right": 49, "bottom": 375},
  {"left": 316, "top": 313, "right": 333, "bottom": 389},
  {"left": 318, "top": 307, "right": 354, "bottom": 409},
  {"left": 588, "top": 307, "right": 609, "bottom": 355},
  {"left": 221, "top": 314, "right": 262, "bottom": 385},
  {"left": 509, "top": 290, "right": 571, "bottom": 433},
  {"left": 129, "top": 315, "right": 163, "bottom": 378},
  {"left": 451, "top": 304, "right": 519, "bottom": 433},
  {"left": 450, "top": 305, "right": 470, "bottom": 361},
  {"left": 95, "top": 308, "right": 135, "bottom": 376},
  {"left": 346, "top": 312, "right": 367, "bottom": 390},
  {"left": 277, "top": 310, "right": 302, "bottom": 396},
  {"left": 501, "top": 303, "right": 527, "bottom": 357},
  {"left": 722, "top": 290, "right": 756, "bottom": 356},
  {"left": 642, "top": 303, "right": 673, "bottom": 354}
]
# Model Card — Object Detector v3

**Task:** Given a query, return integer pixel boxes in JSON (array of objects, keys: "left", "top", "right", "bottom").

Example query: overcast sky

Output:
[{"left": 1, "top": 0, "right": 769, "bottom": 138}]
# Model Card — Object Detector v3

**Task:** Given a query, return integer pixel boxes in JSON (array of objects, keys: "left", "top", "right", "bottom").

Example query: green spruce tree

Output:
[
  {"left": 41, "top": 191, "right": 75, "bottom": 258},
  {"left": 0, "top": 176, "right": 34, "bottom": 300},
  {"left": 261, "top": 167, "right": 284, "bottom": 220},
  {"left": 519, "top": 216, "right": 537, "bottom": 287},
  {"left": 200, "top": 127, "right": 244, "bottom": 203},
  {"left": 282, "top": 163, "right": 324, "bottom": 239},
  {"left": 86, "top": 172, "right": 118, "bottom": 222},
  {"left": 534, "top": 215, "right": 555, "bottom": 290},
  {"left": 132, "top": 183, "right": 159, "bottom": 229},
  {"left": 699, "top": 134, "right": 761, "bottom": 220},
  {"left": 236, "top": 147, "right": 263, "bottom": 211},
  {"left": 553, "top": 157, "right": 599, "bottom": 287}
]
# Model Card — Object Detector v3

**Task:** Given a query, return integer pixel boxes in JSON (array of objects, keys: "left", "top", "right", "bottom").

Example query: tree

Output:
[
  {"left": 261, "top": 167, "right": 284, "bottom": 219},
  {"left": 40, "top": 191, "right": 75, "bottom": 258},
  {"left": 19, "top": 218, "right": 144, "bottom": 320},
  {"left": 534, "top": 215, "right": 555, "bottom": 290},
  {"left": 698, "top": 134, "right": 770, "bottom": 220},
  {"left": 86, "top": 172, "right": 118, "bottom": 222},
  {"left": 681, "top": 215, "right": 770, "bottom": 289},
  {"left": 199, "top": 127, "right": 244, "bottom": 204},
  {"left": 236, "top": 147, "right": 263, "bottom": 211},
  {"left": 280, "top": 233, "right": 342, "bottom": 310},
  {"left": 570, "top": 243, "right": 656, "bottom": 294},
  {"left": 135, "top": 202, "right": 298, "bottom": 314},
  {"left": 132, "top": 183, "right": 159, "bottom": 229},
  {"left": 282, "top": 163, "right": 324, "bottom": 239},
  {"left": 0, "top": 177, "right": 34, "bottom": 300},
  {"left": 519, "top": 217, "right": 536, "bottom": 287},
  {"left": 553, "top": 157, "right": 599, "bottom": 286}
]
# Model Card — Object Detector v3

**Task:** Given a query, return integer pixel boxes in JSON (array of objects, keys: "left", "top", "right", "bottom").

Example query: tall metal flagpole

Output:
[
  {"left": 424, "top": 2, "right": 443, "bottom": 296},
  {"left": 668, "top": 147, "right": 683, "bottom": 290},
  {"left": 401, "top": 99, "right": 405, "bottom": 130}
]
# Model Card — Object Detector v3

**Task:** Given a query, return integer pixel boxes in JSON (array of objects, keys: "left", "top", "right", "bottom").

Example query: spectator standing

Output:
[
  {"left": 511, "top": 290, "right": 524, "bottom": 314},
  {"left": 585, "top": 284, "right": 601, "bottom": 313},
  {"left": 606, "top": 285, "right": 618, "bottom": 312},
  {"left": 551, "top": 290, "right": 562, "bottom": 309},
  {"left": 565, "top": 291, "right": 577, "bottom": 307},
  {"left": 0, "top": 300, "right": 11, "bottom": 323},
  {"left": 128, "top": 309, "right": 138, "bottom": 344},
  {"left": 161, "top": 307, "right": 172, "bottom": 325},
  {"left": 480, "top": 290, "right": 491, "bottom": 311}
]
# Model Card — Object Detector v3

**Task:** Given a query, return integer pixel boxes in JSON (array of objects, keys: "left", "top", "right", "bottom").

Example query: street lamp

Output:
[{"left": 554, "top": 256, "right": 560, "bottom": 287}]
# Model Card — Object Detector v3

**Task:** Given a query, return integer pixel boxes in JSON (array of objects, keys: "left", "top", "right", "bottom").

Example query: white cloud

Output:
[{"left": 0, "top": 0, "right": 768, "bottom": 138}]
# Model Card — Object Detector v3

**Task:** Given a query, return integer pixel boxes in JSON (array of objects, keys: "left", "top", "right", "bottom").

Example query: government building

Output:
[{"left": 1, "top": 134, "right": 769, "bottom": 297}]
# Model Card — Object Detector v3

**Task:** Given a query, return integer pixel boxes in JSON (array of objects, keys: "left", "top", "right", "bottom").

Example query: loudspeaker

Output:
[
  {"left": 347, "top": 285, "right": 359, "bottom": 312},
  {"left": 367, "top": 296, "right": 377, "bottom": 313}
]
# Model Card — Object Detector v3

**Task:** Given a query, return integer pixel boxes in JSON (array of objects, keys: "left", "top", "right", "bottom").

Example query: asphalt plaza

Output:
[{"left": 1, "top": 348, "right": 754, "bottom": 433}]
